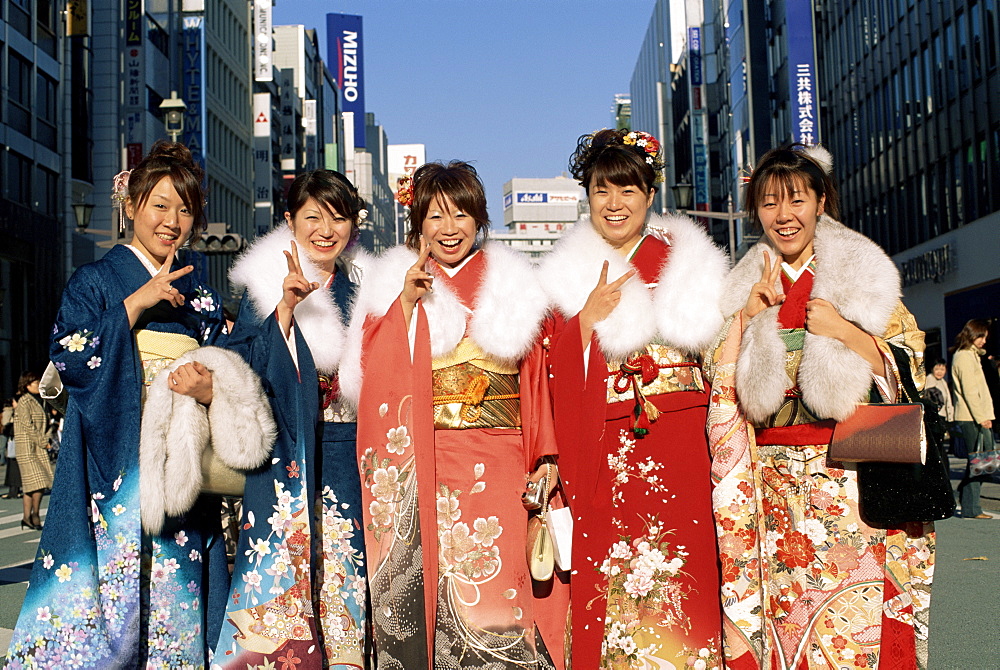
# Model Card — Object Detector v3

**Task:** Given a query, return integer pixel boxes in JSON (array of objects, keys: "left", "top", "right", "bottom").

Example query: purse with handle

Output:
[{"left": 525, "top": 463, "right": 556, "bottom": 581}]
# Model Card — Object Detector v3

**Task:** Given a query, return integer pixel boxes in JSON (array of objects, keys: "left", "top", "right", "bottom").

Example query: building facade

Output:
[{"left": 494, "top": 177, "right": 584, "bottom": 258}]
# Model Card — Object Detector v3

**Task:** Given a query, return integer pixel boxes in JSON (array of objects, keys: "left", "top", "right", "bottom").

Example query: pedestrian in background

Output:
[
  {"left": 2, "top": 397, "right": 22, "bottom": 499},
  {"left": 950, "top": 318, "right": 995, "bottom": 519},
  {"left": 12, "top": 371, "right": 53, "bottom": 530},
  {"left": 924, "top": 359, "right": 955, "bottom": 456}
]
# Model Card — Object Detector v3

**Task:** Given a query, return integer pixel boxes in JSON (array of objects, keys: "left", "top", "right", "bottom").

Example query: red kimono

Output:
[
  {"left": 538, "top": 215, "right": 729, "bottom": 669},
  {"left": 344, "top": 244, "right": 568, "bottom": 669}
]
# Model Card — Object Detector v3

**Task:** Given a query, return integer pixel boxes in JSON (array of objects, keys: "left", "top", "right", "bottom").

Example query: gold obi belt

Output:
[
  {"left": 432, "top": 338, "right": 520, "bottom": 430},
  {"left": 136, "top": 329, "right": 200, "bottom": 388},
  {"left": 605, "top": 342, "right": 705, "bottom": 405}
]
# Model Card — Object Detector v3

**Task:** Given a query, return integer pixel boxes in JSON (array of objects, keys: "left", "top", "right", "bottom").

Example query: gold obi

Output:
[
  {"left": 136, "top": 329, "right": 200, "bottom": 389},
  {"left": 758, "top": 328, "right": 823, "bottom": 429},
  {"left": 605, "top": 342, "right": 705, "bottom": 405},
  {"left": 432, "top": 338, "right": 520, "bottom": 430}
]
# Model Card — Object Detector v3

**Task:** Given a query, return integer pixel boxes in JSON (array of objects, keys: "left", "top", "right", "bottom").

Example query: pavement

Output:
[{"left": 0, "top": 459, "right": 997, "bottom": 666}]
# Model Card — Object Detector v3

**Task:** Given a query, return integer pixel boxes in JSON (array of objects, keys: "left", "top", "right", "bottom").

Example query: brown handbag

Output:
[{"left": 828, "top": 403, "right": 925, "bottom": 464}]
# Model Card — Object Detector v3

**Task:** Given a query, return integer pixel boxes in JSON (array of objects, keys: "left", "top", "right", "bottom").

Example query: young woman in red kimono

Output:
[
  {"left": 704, "top": 145, "right": 933, "bottom": 669},
  {"left": 537, "top": 129, "right": 728, "bottom": 668},
  {"left": 340, "top": 162, "right": 567, "bottom": 668}
]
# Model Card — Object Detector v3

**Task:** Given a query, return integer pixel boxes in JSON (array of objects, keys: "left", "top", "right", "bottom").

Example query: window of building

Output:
[
  {"left": 36, "top": 0, "right": 57, "bottom": 58},
  {"left": 36, "top": 72, "right": 57, "bottom": 150},
  {"left": 957, "top": 11, "right": 971, "bottom": 91},
  {"left": 7, "top": 52, "right": 32, "bottom": 137},
  {"left": 972, "top": 2, "right": 985, "bottom": 81},
  {"left": 922, "top": 46, "right": 934, "bottom": 115},
  {"left": 986, "top": 0, "right": 998, "bottom": 71},
  {"left": 34, "top": 167, "right": 58, "bottom": 217},
  {"left": 952, "top": 150, "right": 964, "bottom": 226},
  {"left": 8, "top": 0, "right": 31, "bottom": 38},
  {"left": 148, "top": 16, "right": 170, "bottom": 57},
  {"left": 5, "top": 152, "right": 31, "bottom": 205},
  {"left": 945, "top": 22, "right": 958, "bottom": 100}
]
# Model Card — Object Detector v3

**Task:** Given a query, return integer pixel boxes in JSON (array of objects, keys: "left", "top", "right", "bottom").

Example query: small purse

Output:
[
  {"left": 828, "top": 403, "right": 925, "bottom": 463},
  {"left": 525, "top": 463, "right": 556, "bottom": 581},
  {"left": 200, "top": 444, "right": 248, "bottom": 497}
]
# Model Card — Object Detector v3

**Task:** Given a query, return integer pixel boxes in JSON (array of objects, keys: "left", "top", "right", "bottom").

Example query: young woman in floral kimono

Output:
[
  {"left": 340, "top": 161, "right": 566, "bottom": 668},
  {"left": 537, "top": 129, "right": 729, "bottom": 668},
  {"left": 4, "top": 142, "right": 273, "bottom": 669},
  {"left": 704, "top": 145, "right": 934, "bottom": 669},
  {"left": 213, "top": 170, "right": 372, "bottom": 667}
]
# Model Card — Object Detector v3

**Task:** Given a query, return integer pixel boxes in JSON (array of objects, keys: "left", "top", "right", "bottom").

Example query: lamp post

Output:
[
  {"left": 72, "top": 202, "right": 95, "bottom": 232},
  {"left": 158, "top": 91, "right": 187, "bottom": 142},
  {"left": 671, "top": 184, "right": 746, "bottom": 265}
]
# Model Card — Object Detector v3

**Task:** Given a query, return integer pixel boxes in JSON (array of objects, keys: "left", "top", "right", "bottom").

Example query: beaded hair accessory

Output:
[
  {"left": 395, "top": 175, "right": 414, "bottom": 207},
  {"left": 621, "top": 131, "right": 665, "bottom": 183},
  {"left": 111, "top": 170, "right": 131, "bottom": 236}
]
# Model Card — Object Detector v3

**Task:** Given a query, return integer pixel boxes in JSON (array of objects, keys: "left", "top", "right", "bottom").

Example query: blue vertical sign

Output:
[
  {"left": 182, "top": 15, "right": 206, "bottom": 170},
  {"left": 787, "top": 0, "right": 818, "bottom": 144},
  {"left": 689, "top": 26, "right": 709, "bottom": 208},
  {"left": 327, "top": 13, "right": 366, "bottom": 148}
]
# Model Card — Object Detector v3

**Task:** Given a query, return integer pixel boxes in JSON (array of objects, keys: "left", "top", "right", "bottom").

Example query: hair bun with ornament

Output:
[
  {"left": 395, "top": 175, "right": 414, "bottom": 207},
  {"left": 569, "top": 128, "right": 666, "bottom": 189}
]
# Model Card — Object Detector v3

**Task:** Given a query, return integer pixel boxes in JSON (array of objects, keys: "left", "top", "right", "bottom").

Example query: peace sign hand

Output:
[
  {"left": 579, "top": 260, "right": 636, "bottom": 344},
  {"left": 402, "top": 236, "right": 435, "bottom": 307},
  {"left": 745, "top": 250, "right": 786, "bottom": 318},
  {"left": 276, "top": 240, "right": 320, "bottom": 336},
  {"left": 124, "top": 245, "right": 194, "bottom": 327}
]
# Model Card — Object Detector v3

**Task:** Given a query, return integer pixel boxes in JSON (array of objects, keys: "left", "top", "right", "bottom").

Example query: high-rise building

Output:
[
  {"left": 388, "top": 143, "right": 426, "bottom": 243},
  {"left": 612, "top": 94, "right": 632, "bottom": 129},
  {"left": 494, "top": 177, "right": 584, "bottom": 258},
  {"left": 818, "top": 0, "right": 1000, "bottom": 359},
  {"left": 0, "top": 0, "right": 69, "bottom": 395}
]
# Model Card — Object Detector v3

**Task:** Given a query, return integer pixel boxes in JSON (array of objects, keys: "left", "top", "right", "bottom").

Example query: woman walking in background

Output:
[
  {"left": 2, "top": 397, "right": 21, "bottom": 500},
  {"left": 951, "top": 319, "right": 995, "bottom": 519},
  {"left": 705, "top": 144, "right": 934, "bottom": 668},
  {"left": 12, "top": 371, "right": 53, "bottom": 530}
]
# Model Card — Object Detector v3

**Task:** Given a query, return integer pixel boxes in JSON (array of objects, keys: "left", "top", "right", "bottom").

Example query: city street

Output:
[{"left": 0, "top": 458, "right": 997, "bottom": 666}]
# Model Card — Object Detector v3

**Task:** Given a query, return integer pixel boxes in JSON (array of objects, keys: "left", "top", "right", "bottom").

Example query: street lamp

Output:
[
  {"left": 158, "top": 91, "right": 187, "bottom": 142},
  {"left": 671, "top": 184, "right": 746, "bottom": 265},
  {"left": 72, "top": 202, "right": 95, "bottom": 232}
]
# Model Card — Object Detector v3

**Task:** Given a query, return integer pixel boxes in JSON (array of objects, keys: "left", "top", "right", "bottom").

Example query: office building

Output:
[{"left": 494, "top": 177, "right": 584, "bottom": 258}]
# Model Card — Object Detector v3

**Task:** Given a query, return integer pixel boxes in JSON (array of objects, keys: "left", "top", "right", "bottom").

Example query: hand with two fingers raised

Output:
[
  {"left": 124, "top": 245, "right": 194, "bottom": 327},
  {"left": 276, "top": 240, "right": 321, "bottom": 337},
  {"left": 579, "top": 260, "right": 636, "bottom": 347},
  {"left": 400, "top": 237, "right": 435, "bottom": 327},
  {"left": 168, "top": 361, "right": 214, "bottom": 405},
  {"left": 744, "top": 251, "right": 786, "bottom": 318}
]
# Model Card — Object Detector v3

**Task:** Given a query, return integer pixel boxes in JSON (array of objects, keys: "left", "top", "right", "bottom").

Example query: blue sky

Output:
[{"left": 274, "top": 0, "right": 657, "bottom": 226}]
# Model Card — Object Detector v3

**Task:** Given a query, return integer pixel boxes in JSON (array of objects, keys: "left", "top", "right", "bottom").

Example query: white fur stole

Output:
[
  {"left": 140, "top": 346, "right": 276, "bottom": 534},
  {"left": 722, "top": 216, "right": 902, "bottom": 422},
  {"left": 229, "top": 226, "right": 372, "bottom": 376},
  {"left": 537, "top": 212, "right": 729, "bottom": 359},
  {"left": 339, "top": 243, "right": 549, "bottom": 406}
]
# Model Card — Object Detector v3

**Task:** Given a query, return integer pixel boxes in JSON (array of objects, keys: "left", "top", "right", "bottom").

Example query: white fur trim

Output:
[
  {"left": 537, "top": 213, "right": 728, "bottom": 359},
  {"left": 339, "top": 243, "right": 548, "bottom": 406},
  {"left": 140, "top": 346, "right": 276, "bottom": 534},
  {"left": 723, "top": 217, "right": 902, "bottom": 420},
  {"left": 229, "top": 226, "right": 373, "bottom": 375},
  {"left": 735, "top": 306, "right": 788, "bottom": 423}
]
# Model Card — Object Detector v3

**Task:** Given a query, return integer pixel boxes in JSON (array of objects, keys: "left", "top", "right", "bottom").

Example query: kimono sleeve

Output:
[{"left": 874, "top": 301, "right": 926, "bottom": 399}]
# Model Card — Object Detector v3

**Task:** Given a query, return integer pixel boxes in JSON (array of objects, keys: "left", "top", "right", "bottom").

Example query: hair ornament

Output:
[
  {"left": 800, "top": 144, "right": 834, "bottom": 175},
  {"left": 739, "top": 164, "right": 754, "bottom": 184},
  {"left": 395, "top": 175, "right": 414, "bottom": 207},
  {"left": 357, "top": 208, "right": 369, "bottom": 222},
  {"left": 622, "top": 130, "right": 665, "bottom": 183},
  {"left": 111, "top": 170, "right": 131, "bottom": 236}
]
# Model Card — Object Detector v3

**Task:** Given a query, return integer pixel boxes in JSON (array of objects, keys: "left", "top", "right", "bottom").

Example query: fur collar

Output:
[
  {"left": 537, "top": 212, "right": 729, "bottom": 359},
  {"left": 339, "top": 242, "right": 549, "bottom": 406},
  {"left": 229, "top": 226, "right": 372, "bottom": 375},
  {"left": 725, "top": 216, "right": 902, "bottom": 422}
]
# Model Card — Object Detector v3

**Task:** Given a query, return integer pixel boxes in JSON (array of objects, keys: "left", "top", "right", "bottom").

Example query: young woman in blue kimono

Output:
[
  {"left": 213, "top": 170, "right": 372, "bottom": 668},
  {"left": 4, "top": 142, "right": 274, "bottom": 669}
]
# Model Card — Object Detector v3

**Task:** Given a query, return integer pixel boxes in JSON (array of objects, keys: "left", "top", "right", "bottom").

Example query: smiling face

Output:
[
  {"left": 588, "top": 181, "right": 655, "bottom": 253},
  {"left": 421, "top": 194, "right": 477, "bottom": 268},
  {"left": 126, "top": 176, "right": 194, "bottom": 267},
  {"left": 757, "top": 176, "right": 826, "bottom": 269},
  {"left": 932, "top": 363, "right": 947, "bottom": 380},
  {"left": 285, "top": 197, "right": 354, "bottom": 273}
]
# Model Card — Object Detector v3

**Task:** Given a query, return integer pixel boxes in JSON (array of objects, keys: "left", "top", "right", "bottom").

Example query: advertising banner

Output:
[
  {"left": 254, "top": 0, "right": 272, "bottom": 82},
  {"left": 327, "top": 13, "right": 366, "bottom": 148},
  {"left": 787, "top": 0, "right": 818, "bottom": 144},
  {"left": 182, "top": 14, "right": 206, "bottom": 169}
]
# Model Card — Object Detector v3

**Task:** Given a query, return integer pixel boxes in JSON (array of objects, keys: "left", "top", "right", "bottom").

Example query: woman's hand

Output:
[
  {"left": 401, "top": 237, "right": 434, "bottom": 327},
  {"left": 124, "top": 246, "right": 194, "bottom": 327},
  {"left": 275, "top": 240, "right": 320, "bottom": 337},
  {"left": 806, "top": 298, "right": 885, "bottom": 373},
  {"left": 168, "top": 361, "right": 213, "bottom": 405},
  {"left": 745, "top": 251, "right": 785, "bottom": 318},
  {"left": 982, "top": 419, "right": 993, "bottom": 429},
  {"left": 579, "top": 260, "right": 635, "bottom": 348}
]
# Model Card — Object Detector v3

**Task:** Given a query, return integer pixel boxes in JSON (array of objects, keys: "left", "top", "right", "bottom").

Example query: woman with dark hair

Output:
[
  {"left": 12, "top": 371, "right": 53, "bottom": 530},
  {"left": 537, "top": 129, "right": 728, "bottom": 667},
  {"left": 213, "top": 170, "right": 373, "bottom": 666},
  {"left": 950, "top": 318, "right": 994, "bottom": 519},
  {"left": 342, "top": 161, "right": 566, "bottom": 668},
  {"left": 5, "top": 141, "right": 274, "bottom": 668},
  {"left": 1, "top": 397, "right": 20, "bottom": 499},
  {"left": 705, "top": 144, "right": 933, "bottom": 668}
]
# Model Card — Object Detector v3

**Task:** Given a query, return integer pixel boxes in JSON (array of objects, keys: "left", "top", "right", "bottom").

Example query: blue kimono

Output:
[
  {"left": 212, "top": 229, "right": 369, "bottom": 668},
  {"left": 4, "top": 245, "right": 230, "bottom": 669}
]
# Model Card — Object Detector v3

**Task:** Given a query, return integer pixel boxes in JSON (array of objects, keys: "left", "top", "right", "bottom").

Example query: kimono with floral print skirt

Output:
[
  {"left": 705, "top": 247, "right": 934, "bottom": 670},
  {"left": 4, "top": 245, "right": 230, "bottom": 669}
]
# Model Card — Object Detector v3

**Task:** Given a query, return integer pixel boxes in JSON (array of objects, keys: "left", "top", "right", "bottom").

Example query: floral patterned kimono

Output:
[
  {"left": 340, "top": 244, "right": 567, "bottom": 669},
  {"left": 4, "top": 245, "right": 234, "bottom": 668},
  {"left": 705, "top": 217, "right": 935, "bottom": 669},
  {"left": 538, "top": 214, "right": 729, "bottom": 669},
  {"left": 211, "top": 227, "right": 372, "bottom": 669}
]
